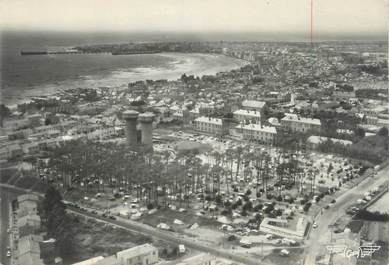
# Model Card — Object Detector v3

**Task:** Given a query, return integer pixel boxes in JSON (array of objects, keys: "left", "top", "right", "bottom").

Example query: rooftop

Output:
[
  {"left": 194, "top": 116, "right": 223, "bottom": 125},
  {"left": 281, "top": 113, "right": 321, "bottom": 126},
  {"left": 117, "top": 243, "right": 156, "bottom": 259},
  {"left": 307, "top": 136, "right": 352, "bottom": 146},
  {"left": 237, "top": 123, "right": 277, "bottom": 134},
  {"left": 242, "top": 100, "right": 266, "bottom": 109},
  {"left": 233, "top": 109, "right": 261, "bottom": 117},
  {"left": 72, "top": 256, "right": 105, "bottom": 265}
]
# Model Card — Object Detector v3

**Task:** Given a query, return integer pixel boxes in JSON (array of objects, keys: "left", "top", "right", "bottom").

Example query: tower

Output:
[
  {"left": 123, "top": 110, "right": 139, "bottom": 146},
  {"left": 138, "top": 112, "right": 155, "bottom": 147}
]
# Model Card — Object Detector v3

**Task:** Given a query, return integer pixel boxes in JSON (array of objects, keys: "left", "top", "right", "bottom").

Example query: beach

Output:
[{"left": 2, "top": 52, "right": 247, "bottom": 107}]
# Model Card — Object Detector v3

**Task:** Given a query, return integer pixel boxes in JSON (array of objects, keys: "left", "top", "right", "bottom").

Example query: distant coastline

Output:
[{"left": 2, "top": 52, "right": 248, "bottom": 107}]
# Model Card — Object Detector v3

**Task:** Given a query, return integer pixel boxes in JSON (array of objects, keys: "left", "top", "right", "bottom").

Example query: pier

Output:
[{"left": 20, "top": 50, "right": 112, "bottom": 56}]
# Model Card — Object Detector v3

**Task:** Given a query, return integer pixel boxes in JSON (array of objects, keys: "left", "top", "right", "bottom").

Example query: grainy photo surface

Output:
[{"left": 0, "top": 1, "right": 388, "bottom": 265}]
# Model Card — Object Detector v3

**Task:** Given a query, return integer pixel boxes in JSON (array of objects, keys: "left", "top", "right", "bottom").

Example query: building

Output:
[
  {"left": 17, "top": 235, "right": 45, "bottom": 265},
  {"left": 0, "top": 144, "right": 23, "bottom": 160},
  {"left": 236, "top": 123, "right": 277, "bottom": 145},
  {"left": 241, "top": 100, "right": 267, "bottom": 115},
  {"left": 174, "top": 253, "right": 242, "bottom": 265},
  {"left": 307, "top": 136, "right": 352, "bottom": 150},
  {"left": 17, "top": 214, "right": 41, "bottom": 231},
  {"left": 22, "top": 142, "right": 40, "bottom": 154},
  {"left": 116, "top": 244, "right": 158, "bottom": 265},
  {"left": 333, "top": 90, "right": 356, "bottom": 100},
  {"left": 259, "top": 217, "right": 308, "bottom": 241},
  {"left": 73, "top": 244, "right": 158, "bottom": 265},
  {"left": 233, "top": 109, "right": 261, "bottom": 123},
  {"left": 281, "top": 113, "right": 321, "bottom": 133},
  {"left": 72, "top": 256, "right": 105, "bottom": 265},
  {"left": 138, "top": 112, "right": 155, "bottom": 147},
  {"left": 377, "top": 119, "right": 389, "bottom": 129},
  {"left": 86, "top": 127, "right": 119, "bottom": 141},
  {"left": 194, "top": 116, "right": 228, "bottom": 135}
]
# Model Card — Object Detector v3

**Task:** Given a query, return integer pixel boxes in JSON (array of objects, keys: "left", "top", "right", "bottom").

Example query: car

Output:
[
  {"left": 109, "top": 215, "right": 116, "bottom": 220},
  {"left": 6, "top": 250, "right": 11, "bottom": 257},
  {"left": 313, "top": 222, "right": 318, "bottom": 229}
]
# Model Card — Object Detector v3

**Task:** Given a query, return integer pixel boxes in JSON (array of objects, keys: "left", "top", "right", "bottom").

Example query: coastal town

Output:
[{"left": 0, "top": 39, "right": 388, "bottom": 265}]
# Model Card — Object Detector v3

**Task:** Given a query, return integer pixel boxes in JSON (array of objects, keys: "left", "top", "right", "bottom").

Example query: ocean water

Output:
[{"left": 0, "top": 31, "right": 248, "bottom": 106}]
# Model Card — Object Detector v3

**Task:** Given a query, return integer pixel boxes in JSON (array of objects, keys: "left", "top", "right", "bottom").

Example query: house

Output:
[{"left": 281, "top": 113, "right": 321, "bottom": 133}]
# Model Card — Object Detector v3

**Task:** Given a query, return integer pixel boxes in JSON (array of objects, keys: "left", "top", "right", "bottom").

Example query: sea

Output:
[
  {"left": 1, "top": 30, "right": 386, "bottom": 107},
  {"left": 0, "top": 31, "right": 251, "bottom": 107}
]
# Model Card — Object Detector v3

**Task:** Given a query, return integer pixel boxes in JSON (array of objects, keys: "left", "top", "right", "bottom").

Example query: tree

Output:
[
  {"left": 355, "top": 127, "right": 366, "bottom": 138},
  {"left": 378, "top": 127, "right": 388, "bottom": 137},
  {"left": 42, "top": 186, "right": 75, "bottom": 261}
]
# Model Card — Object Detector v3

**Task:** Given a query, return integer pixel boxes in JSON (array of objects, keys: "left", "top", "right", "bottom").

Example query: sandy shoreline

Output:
[{"left": 3, "top": 52, "right": 248, "bottom": 107}]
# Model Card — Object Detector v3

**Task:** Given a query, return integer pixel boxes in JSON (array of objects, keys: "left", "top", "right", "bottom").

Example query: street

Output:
[
  {"left": 0, "top": 188, "right": 16, "bottom": 265},
  {"left": 304, "top": 164, "right": 389, "bottom": 265},
  {"left": 67, "top": 207, "right": 264, "bottom": 265},
  {"left": 0, "top": 183, "right": 263, "bottom": 265}
]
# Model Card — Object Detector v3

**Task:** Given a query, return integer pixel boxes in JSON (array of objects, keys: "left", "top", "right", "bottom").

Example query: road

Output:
[
  {"left": 0, "top": 187, "right": 17, "bottom": 265},
  {"left": 0, "top": 184, "right": 263, "bottom": 265},
  {"left": 304, "top": 165, "right": 389, "bottom": 265},
  {"left": 68, "top": 207, "right": 263, "bottom": 265}
]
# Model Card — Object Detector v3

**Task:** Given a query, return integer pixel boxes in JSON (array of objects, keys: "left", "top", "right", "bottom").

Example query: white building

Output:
[
  {"left": 236, "top": 123, "right": 277, "bottom": 145},
  {"left": 175, "top": 253, "right": 241, "bottom": 265},
  {"left": 74, "top": 244, "right": 158, "bottom": 265},
  {"left": 241, "top": 100, "right": 267, "bottom": 114},
  {"left": 194, "top": 116, "right": 225, "bottom": 135},
  {"left": 281, "top": 113, "right": 321, "bottom": 133},
  {"left": 233, "top": 109, "right": 261, "bottom": 123},
  {"left": 259, "top": 217, "right": 307, "bottom": 241},
  {"left": 116, "top": 243, "right": 158, "bottom": 265},
  {"left": 307, "top": 136, "right": 352, "bottom": 150}
]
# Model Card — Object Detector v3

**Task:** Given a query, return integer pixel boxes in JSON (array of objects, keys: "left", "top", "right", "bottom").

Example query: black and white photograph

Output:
[{"left": 0, "top": 1, "right": 388, "bottom": 264}]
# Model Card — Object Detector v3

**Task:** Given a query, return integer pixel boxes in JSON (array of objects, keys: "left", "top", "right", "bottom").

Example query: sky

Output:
[{"left": 0, "top": 0, "right": 388, "bottom": 35}]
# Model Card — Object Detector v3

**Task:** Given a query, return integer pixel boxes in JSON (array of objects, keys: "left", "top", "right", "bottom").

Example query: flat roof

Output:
[
  {"left": 72, "top": 256, "right": 105, "bottom": 265},
  {"left": 117, "top": 243, "right": 156, "bottom": 259}
]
